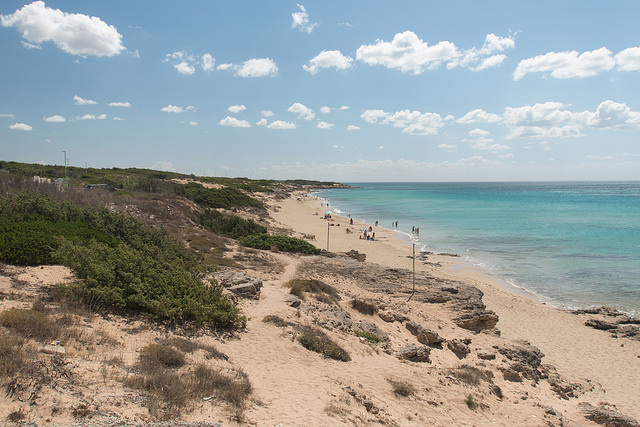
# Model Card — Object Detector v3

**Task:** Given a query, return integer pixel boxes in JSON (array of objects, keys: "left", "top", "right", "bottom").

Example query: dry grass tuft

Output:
[
  {"left": 262, "top": 314, "right": 290, "bottom": 328},
  {"left": 450, "top": 364, "right": 493, "bottom": 386},
  {"left": 387, "top": 378, "right": 416, "bottom": 397},
  {"left": 190, "top": 364, "right": 252, "bottom": 407},
  {"left": 287, "top": 279, "right": 340, "bottom": 302},
  {"left": 0, "top": 308, "right": 60, "bottom": 342},
  {"left": 138, "top": 343, "right": 185, "bottom": 372}
]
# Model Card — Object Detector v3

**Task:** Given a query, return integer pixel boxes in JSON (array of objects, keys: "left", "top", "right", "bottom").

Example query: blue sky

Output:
[{"left": 2, "top": 1, "right": 640, "bottom": 182}]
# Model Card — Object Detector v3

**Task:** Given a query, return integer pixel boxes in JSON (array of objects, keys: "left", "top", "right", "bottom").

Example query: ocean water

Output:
[{"left": 316, "top": 182, "right": 640, "bottom": 315}]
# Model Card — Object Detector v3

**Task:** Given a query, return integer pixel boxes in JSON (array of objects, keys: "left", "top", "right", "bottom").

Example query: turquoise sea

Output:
[{"left": 316, "top": 182, "right": 640, "bottom": 315}]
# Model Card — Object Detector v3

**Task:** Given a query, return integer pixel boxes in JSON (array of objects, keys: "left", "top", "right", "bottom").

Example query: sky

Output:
[{"left": 2, "top": 1, "right": 640, "bottom": 182}]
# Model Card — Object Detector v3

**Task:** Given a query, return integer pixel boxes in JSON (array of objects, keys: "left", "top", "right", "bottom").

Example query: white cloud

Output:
[
  {"left": 21, "top": 40, "right": 41, "bottom": 49},
  {"left": 43, "top": 114, "right": 66, "bottom": 122},
  {"left": 262, "top": 110, "right": 274, "bottom": 117},
  {"left": 468, "top": 128, "right": 489, "bottom": 137},
  {"left": 150, "top": 160, "right": 175, "bottom": 172},
  {"left": 503, "top": 102, "right": 585, "bottom": 139},
  {"left": 256, "top": 118, "right": 268, "bottom": 126},
  {"left": 378, "top": 145, "right": 384, "bottom": 150},
  {"left": 339, "top": 106, "right": 349, "bottom": 111},
  {"left": 9, "top": 122, "right": 32, "bottom": 131},
  {"left": 235, "top": 58, "right": 278, "bottom": 78},
  {"left": 457, "top": 108, "right": 502, "bottom": 124},
  {"left": 361, "top": 108, "right": 449, "bottom": 135},
  {"left": 1, "top": 1, "right": 125, "bottom": 57},
  {"left": 108, "top": 101, "right": 130, "bottom": 108},
  {"left": 0, "top": 113, "right": 15, "bottom": 118},
  {"left": 219, "top": 116, "right": 251, "bottom": 128},
  {"left": 73, "top": 95, "right": 96, "bottom": 105},
  {"left": 347, "top": 125, "right": 360, "bottom": 131},
  {"left": 174, "top": 61, "right": 195, "bottom": 75},
  {"left": 77, "top": 113, "right": 106, "bottom": 120},
  {"left": 217, "top": 63, "right": 233, "bottom": 71},
  {"left": 464, "top": 128, "right": 510, "bottom": 151},
  {"left": 267, "top": 120, "right": 296, "bottom": 130},
  {"left": 291, "top": 4, "right": 317, "bottom": 34},
  {"left": 161, "top": 105, "right": 195, "bottom": 113},
  {"left": 228, "top": 105, "right": 247, "bottom": 114},
  {"left": 288, "top": 102, "right": 315, "bottom": 120},
  {"left": 201, "top": 53, "right": 215, "bottom": 71},
  {"left": 317, "top": 121, "right": 333, "bottom": 129},
  {"left": 438, "top": 144, "right": 456, "bottom": 149},
  {"left": 514, "top": 47, "right": 615, "bottom": 80},
  {"left": 303, "top": 50, "right": 353, "bottom": 74},
  {"left": 356, "top": 31, "right": 513, "bottom": 74},
  {"left": 189, "top": 121, "right": 198, "bottom": 126},
  {"left": 587, "top": 100, "right": 640, "bottom": 129},
  {"left": 320, "top": 106, "right": 331, "bottom": 114},
  {"left": 113, "top": 117, "right": 124, "bottom": 121}
]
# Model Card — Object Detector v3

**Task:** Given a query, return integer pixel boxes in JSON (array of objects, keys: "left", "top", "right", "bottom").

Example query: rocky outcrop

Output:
[
  {"left": 495, "top": 342, "right": 546, "bottom": 383},
  {"left": 405, "top": 320, "right": 445, "bottom": 346},
  {"left": 215, "top": 270, "right": 263, "bottom": 298},
  {"left": 397, "top": 344, "right": 431, "bottom": 363},
  {"left": 580, "top": 402, "right": 640, "bottom": 427},
  {"left": 447, "top": 339, "right": 471, "bottom": 357}
]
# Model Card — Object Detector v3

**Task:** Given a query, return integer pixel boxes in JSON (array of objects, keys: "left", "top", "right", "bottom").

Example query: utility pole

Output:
[
  {"left": 326, "top": 220, "right": 330, "bottom": 251},
  {"left": 407, "top": 243, "right": 416, "bottom": 302},
  {"left": 62, "top": 150, "right": 67, "bottom": 187}
]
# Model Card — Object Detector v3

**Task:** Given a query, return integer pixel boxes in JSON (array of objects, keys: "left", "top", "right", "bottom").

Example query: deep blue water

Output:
[{"left": 316, "top": 182, "right": 640, "bottom": 315}]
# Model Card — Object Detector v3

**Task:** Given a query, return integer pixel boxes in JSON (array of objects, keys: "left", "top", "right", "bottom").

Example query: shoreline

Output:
[{"left": 270, "top": 191, "right": 640, "bottom": 420}]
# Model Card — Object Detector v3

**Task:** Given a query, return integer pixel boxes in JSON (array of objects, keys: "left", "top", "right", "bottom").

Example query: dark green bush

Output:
[
  {"left": 175, "top": 182, "right": 264, "bottom": 210},
  {"left": 297, "top": 326, "right": 350, "bottom": 362},
  {"left": 197, "top": 209, "right": 267, "bottom": 239},
  {"left": 239, "top": 234, "right": 320, "bottom": 255}
]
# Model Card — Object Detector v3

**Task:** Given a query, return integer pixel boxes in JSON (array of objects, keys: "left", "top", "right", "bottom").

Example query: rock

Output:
[
  {"left": 501, "top": 368, "right": 523, "bottom": 382},
  {"left": 320, "top": 307, "right": 352, "bottom": 331},
  {"left": 496, "top": 342, "right": 547, "bottom": 383},
  {"left": 397, "top": 344, "right": 431, "bottom": 363},
  {"left": 343, "top": 250, "right": 366, "bottom": 262},
  {"left": 344, "top": 386, "right": 357, "bottom": 396},
  {"left": 405, "top": 320, "right": 445, "bottom": 346},
  {"left": 580, "top": 402, "right": 640, "bottom": 427},
  {"left": 284, "top": 294, "right": 301, "bottom": 308},
  {"left": 585, "top": 319, "right": 618, "bottom": 330},
  {"left": 355, "top": 320, "right": 389, "bottom": 342},
  {"left": 216, "top": 271, "right": 262, "bottom": 298},
  {"left": 227, "top": 282, "right": 261, "bottom": 298},
  {"left": 477, "top": 350, "right": 496, "bottom": 360},
  {"left": 378, "top": 311, "right": 395, "bottom": 323},
  {"left": 447, "top": 339, "right": 470, "bottom": 357},
  {"left": 42, "top": 344, "right": 66, "bottom": 355}
]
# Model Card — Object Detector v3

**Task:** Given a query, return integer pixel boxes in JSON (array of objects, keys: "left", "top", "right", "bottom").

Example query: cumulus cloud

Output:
[
  {"left": 228, "top": 105, "right": 246, "bottom": 114},
  {"left": 1, "top": 1, "right": 125, "bottom": 57},
  {"left": 356, "top": 31, "right": 513, "bottom": 74},
  {"left": 457, "top": 108, "right": 503, "bottom": 124},
  {"left": 0, "top": 113, "right": 15, "bottom": 118},
  {"left": 235, "top": 58, "right": 278, "bottom": 77},
  {"left": 77, "top": 113, "right": 106, "bottom": 120},
  {"left": 189, "top": 121, "right": 197, "bottom": 126},
  {"left": 201, "top": 53, "right": 215, "bottom": 71},
  {"left": 464, "top": 128, "right": 510, "bottom": 151},
  {"left": 161, "top": 105, "right": 195, "bottom": 113},
  {"left": 347, "top": 125, "right": 360, "bottom": 131},
  {"left": 73, "top": 95, "right": 96, "bottom": 105},
  {"left": 267, "top": 120, "right": 296, "bottom": 130},
  {"left": 219, "top": 116, "right": 251, "bottom": 128},
  {"left": 514, "top": 47, "right": 616, "bottom": 80},
  {"left": 587, "top": 100, "right": 640, "bottom": 129},
  {"left": 361, "top": 108, "right": 451, "bottom": 135},
  {"left": 174, "top": 61, "right": 195, "bottom": 75},
  {"left": 43, "top": 114, "right": 66, "bottom": 122},
  {"left": 288, "top": 102, "right": 315, "bottom": 120},
  {"left": 108, "top": 101, "right": 130, "bottom": 107},
  {"left": 317, "top": 121, "right": 333, "bottom": 129},
  {"left": 150, "top": 160, "right": 175, "bottom": 172},
  {"left": 256, "top": 118, "right": 268, "bottom": 126},
  {"left": 291, "top": 4, "right": 317, "bottom": 34},
  {"left": 320, "top": 106, "right": 331, "bottom": 114},
  {"left": 303, "top": 50, "right": 353, "bottom": 74},
  {"left": 9, "top": 122, "right": 32, "bottom": 131},
  {"left": 438, "top": 144, "right": 457, "bottom": 149}
]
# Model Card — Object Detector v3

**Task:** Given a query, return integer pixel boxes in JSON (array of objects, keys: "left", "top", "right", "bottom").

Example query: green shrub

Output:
[
  {"left": 197, "top": 209, "right": 267, "bottom": 239},
  {"left": 297, "top": 326, "right": 350, "bottom": 362},
  {"left": 354, "top": 330, "right": 381, "bottom": 343},
  {"left": 240, "top": 234, "right": 320, "bottom": 255},
  {"left": 175, "top": 182, "right": 264, "bottom": 210},
  {"left": 287, "top": 279, "right": 339, "bottom": 301}
]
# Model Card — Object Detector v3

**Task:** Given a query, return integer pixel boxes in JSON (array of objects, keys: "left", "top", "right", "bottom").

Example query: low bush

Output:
[
  {"left": 351, "top": 299, "right": 377, "bottom": 315},
  {"left": 286, "top": 279, "right": 339, "bottom": 301},
  {"left": 449, "top": 365, "right": 493, "bottom": 386},
  {"left": 175, "top": 182, "right": 264, "bottom": 210},
  {"left": 197, "top": 209, "right": 267, "bottom": 239},
  {"left": 262, "top": 315, "right": 289, "bottom": 328},
  {"left": 297, "top": 326, "right": 350, "bottom": 362},
  {"left": 190, "top": 365, "right": 252, "bottom": 407},
  {"left": 239, "top": 234, "right": 320, "bottom": 255}
]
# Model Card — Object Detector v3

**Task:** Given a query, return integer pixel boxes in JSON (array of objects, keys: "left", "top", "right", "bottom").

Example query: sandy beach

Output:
[{"left": 270, "top": 192, "right": 640, "bottom": 421}]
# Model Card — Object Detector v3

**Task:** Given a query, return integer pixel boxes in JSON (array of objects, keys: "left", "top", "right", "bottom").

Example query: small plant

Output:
[
  {"left": 387, "top": 378, "right": 415, "bottom": 397},
  {"left": 167, "top": 337, "right": 198, "bottom": 353},
  {"left": 286, "top": 279, "right": 339, "bottom": 301},
  {"left": 350, "top": 299, "right": 377, "bottom": 315},
  {"left": 190, "top": 365, "right": 252, "bottom": 408},
  {"left": 138, "top": 343, "right": 185, "bottom": 371},
  {"left": 7, "top": 407, "right": 26, "bottom": 422},
  {"left": 262, "top": 314, "right": 289, "bottom": 328},
  {"left": 297, "top": 326, "right": 350, "bottom": 362},
  {"left": 466, "top": 393, "right": 477, "bottom": 410},
  {"left": 354, "top": 330, "right": 382, "bottom": 344}
]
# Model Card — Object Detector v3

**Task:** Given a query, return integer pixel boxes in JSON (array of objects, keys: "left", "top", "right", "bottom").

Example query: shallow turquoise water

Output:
[{"left": 317, "top": 182, "right": 640, "bottom": 314}]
